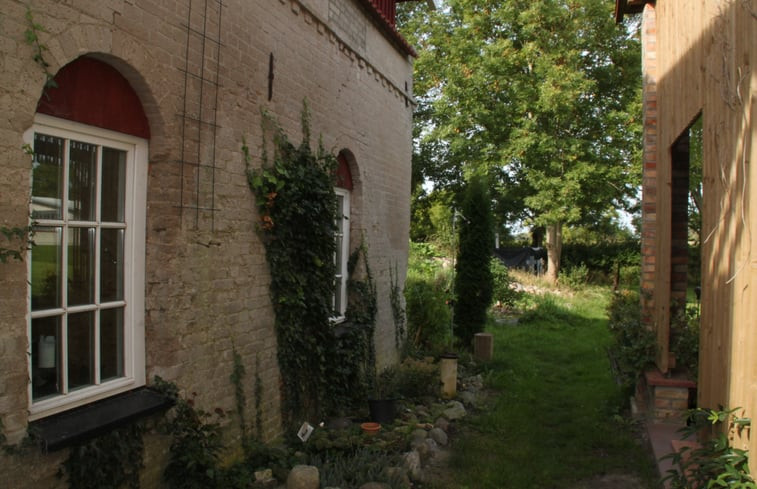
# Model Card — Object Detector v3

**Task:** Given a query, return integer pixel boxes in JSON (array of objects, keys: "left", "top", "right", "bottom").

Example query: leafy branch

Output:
[{"left": 663, "top": 407, "right": 755, "bottom": 489}]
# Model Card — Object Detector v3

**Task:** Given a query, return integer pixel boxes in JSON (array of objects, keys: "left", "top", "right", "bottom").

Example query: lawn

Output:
[{"left": 439, "top": 287, "right": 661, "bottom": 489}]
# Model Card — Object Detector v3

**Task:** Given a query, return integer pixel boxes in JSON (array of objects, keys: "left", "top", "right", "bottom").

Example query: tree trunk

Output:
[{"left": 545, "top": 222, "right": 562, "bottom": 285}]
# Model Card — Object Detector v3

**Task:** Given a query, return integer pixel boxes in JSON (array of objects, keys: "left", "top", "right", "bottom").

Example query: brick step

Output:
[{"left": 637, "top": 368, "right": 697, "bottom": 422}]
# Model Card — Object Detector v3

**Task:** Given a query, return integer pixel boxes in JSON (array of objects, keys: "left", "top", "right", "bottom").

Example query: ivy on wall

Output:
[
  {"left": 327, "top": 243, "right": 378, "bottom": 409},
  {"left": 245, "top": 104, "right": 340, "bottom": 425},
  {"left": 244, "top": 103, "right": 378, "bottom": 426}
]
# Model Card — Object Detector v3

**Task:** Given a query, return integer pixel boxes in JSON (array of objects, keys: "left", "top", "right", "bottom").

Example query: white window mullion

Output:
[
  {"left": 60, "top": 138, "right": 71, "bottom": 395},
  {"left": 94, "top": 146, "right": 102, "bottom": 385}
]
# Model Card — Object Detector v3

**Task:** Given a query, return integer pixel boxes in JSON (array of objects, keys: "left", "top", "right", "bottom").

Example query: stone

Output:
[
  {"left": 359, "top": 483, "right": 391, "bottom": 489},
  {"left": 414, "top": 405, "right": 430, "bottom": 418},
  {"left": 443, "top": 400, "right": 467, "bottom": 420},
  {"left": 411, "top": 428, "right": 428, "bottom": 443},
  {"left": 466, "top": 374, "right": 484, "bottom": 391},
  {"left": 434, "top": 417, "right": 450, "bottom": 432},
  {"left": 424, "top": 437, "right": 440, "bottom": 456},
  {"left": 254, "top": 468, "right": 277, "bottom": 487},
  {"left": 458, "top": 390, "right": 479, "bottom": 408},
  {"left": 385, "top": 466, "right": 411, "bottom": 488},
  {"left": 411, "top": 438, "right": 430, "bottom": 460},
  {"left": 403, "top": 450, "right": 423, "bottom": 482},
  {"left": 429, "top": 427, "right": 448, "bottom": 446},
  {"left": 287, "top": 465, "right": 319, "bottom": 489}
]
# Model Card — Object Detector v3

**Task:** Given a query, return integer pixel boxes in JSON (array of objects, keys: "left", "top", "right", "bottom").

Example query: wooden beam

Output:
[{"left": 615, "top": 0, "right": 651, "bottom": 23}]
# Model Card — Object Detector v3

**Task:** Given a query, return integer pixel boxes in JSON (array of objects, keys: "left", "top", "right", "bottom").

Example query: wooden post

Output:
[{"left": 473, "top": 333, "right": 493, "bottom": 362}]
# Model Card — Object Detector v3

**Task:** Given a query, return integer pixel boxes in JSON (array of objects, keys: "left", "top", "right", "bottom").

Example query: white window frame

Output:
[
  {"left": 24, "top": 114, "right": 147, "bottom": 420},
  {"left": 332, "top": 187, "right": 350, "bottom": 322}
]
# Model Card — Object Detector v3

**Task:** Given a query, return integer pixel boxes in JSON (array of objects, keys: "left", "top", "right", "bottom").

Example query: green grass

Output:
[{"left": 440, "top": 288, "right": 660, "bottom": 489}]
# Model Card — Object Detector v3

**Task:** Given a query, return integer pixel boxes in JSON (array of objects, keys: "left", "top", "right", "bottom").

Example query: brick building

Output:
[{"left": 0, "top": 0, "right": 416, "bottom": 486}]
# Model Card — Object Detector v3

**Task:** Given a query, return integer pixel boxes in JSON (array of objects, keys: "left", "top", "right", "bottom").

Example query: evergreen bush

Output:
[{"left": 453, "top": 174, "right": 494, "bottom": 347}]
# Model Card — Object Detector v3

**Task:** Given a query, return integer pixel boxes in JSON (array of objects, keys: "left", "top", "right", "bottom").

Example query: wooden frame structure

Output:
[{"left": 618, "top": 0, "right": 757, "bottom": 470}]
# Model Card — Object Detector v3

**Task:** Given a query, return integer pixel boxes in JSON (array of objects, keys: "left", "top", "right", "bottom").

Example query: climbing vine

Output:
[
  {"left": 389, "top": 262, "right": 406, "bottom": 352},
  {"left": 24, "top": 7, "right": 57, "bottom": 97},
  {"left": 244, "top": 103, "right": 380, "bottom": 424},
  {"left": 254, "top": 354, "right": 264, "bottom": 439},
  {"left": 327, "top": 242, "right": 378, "bottom": 409},
  {"left": 230, "top": 348, "right": 248, "bottom": 440},
  {"left": 244, "top": 102, "right": 339, "bottom": 426}
]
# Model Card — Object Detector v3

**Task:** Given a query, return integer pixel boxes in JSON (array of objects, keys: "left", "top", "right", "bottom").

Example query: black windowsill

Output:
[{"left": 30, "top": 387, "right": 174, "bottom": 451}]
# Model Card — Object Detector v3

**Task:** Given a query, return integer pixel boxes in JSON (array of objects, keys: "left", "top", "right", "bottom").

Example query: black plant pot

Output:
[{"left": 367, "top": 398, "right": 396, "bottom": 424}]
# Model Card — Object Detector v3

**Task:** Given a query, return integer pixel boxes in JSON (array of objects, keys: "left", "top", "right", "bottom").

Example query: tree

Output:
[
  {"left": 399, "top": 0, "right": 642, "bottom": 283},
  {"left": 453, "top": 173, "right": 494, "bottom": 347}
]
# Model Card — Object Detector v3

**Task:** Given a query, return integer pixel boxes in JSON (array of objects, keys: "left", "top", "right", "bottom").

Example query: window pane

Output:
[
  {"left": 31, "top": 227, "right": 61, "bottom": 310},
  {"left": 100, "top": 308, "right": 124, "bottom": 381},
  {"left": 100, "top": 229, "right": 124, "bottom": 302},
  {"left": 68, "top": 140, "right": 97, "bottom": 221},
  {"left": 31, "top": 133, "right": 64, "bottom": 220},
  {"left": 32, "top": 316, "right": 61, "bottom": 400},
  {"left": 101, "top": 147, "right": 126, "bottom": 223},
  {"left": 68, "top": 311, "right": 94, "bottom": 390},
  {"left": 68, "top": 227, "right": 95, "bottom": 306},
  {"left": 334, "top": 277, "right": 343, "bottom": 315},
  {"left": 336, "top": 195, "right": 344, "bottom": 233}
]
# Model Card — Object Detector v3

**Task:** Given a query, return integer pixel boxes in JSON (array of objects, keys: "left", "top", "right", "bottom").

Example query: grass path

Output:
[{"left": 439, "top": 288, "right": 660, "bottom": 489}]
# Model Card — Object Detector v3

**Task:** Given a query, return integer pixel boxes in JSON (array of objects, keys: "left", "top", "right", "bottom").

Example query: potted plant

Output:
[{"left": 368, "top": 367, "right": 399, "bottom": 424}]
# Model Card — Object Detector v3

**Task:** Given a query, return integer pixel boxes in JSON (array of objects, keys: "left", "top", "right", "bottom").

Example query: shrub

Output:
[
  {"left": 404, "top": 274, "right": 452, "bottom": 354},
  {"left": 560, "top": 240, "right": 640, "bottom": 286},
  {"left": 162, "top": 395, "right": 225, "bottom": 489},
  {"left": 560, "top": 263, "right": 590, "bottom": 289},
  {"left": 606, "top": 290, "right": 656, "bottom": 389},
  {"left": 453, "top": 174, "right": 494, "bottom": 347},
  {"left": 490, "top": 258, "right": 518, "bottom": 310},
  {"left": 393, "top": 357, "right": 439, "bottom": 399},
  {"left": 670, "top": 303, "right": 700, "bottom": 378},
  {"left": 619, "top": 264, "right": 641, "bottom": 288}
]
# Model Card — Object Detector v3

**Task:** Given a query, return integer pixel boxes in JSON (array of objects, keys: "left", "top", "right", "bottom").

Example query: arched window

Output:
[{"left": 25, "top": 57, "right": 148, "bottom": 419}]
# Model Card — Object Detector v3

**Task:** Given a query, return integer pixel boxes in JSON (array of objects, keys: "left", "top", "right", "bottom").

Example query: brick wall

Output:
[
  {"left": 0, "top": 0, "right": 413, "bottom": 486},
  {"left": 640, "top": 3, "right": 658, "bottom": 331}
]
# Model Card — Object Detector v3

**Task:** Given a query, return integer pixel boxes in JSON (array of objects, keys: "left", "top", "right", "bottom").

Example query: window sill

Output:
[{"left": 29, "top": 387, "right": 174, "bottom": 451}]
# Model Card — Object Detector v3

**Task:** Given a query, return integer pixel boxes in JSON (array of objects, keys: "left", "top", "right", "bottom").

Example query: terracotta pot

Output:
[{"left": 360, "top": 421, "right": 381, "bottom": 435}]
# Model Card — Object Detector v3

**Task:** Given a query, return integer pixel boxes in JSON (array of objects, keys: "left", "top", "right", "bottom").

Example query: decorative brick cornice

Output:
[{"left": 279, "top": 0, "right": 415, "bottom": 108}]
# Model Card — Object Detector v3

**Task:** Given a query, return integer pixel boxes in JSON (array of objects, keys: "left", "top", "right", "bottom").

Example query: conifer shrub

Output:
[{"left": 453, "top": 174, "right": 494, "bottom": 348}]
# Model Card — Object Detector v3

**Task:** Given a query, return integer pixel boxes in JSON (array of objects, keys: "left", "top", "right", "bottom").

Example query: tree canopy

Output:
[{"left": 399, "top": 0, "right": 642, "bottom": 281}]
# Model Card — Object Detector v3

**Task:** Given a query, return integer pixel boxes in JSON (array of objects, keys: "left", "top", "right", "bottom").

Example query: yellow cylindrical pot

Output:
[{"left": 440, "top": 353, "right": 458, "bottom": 399}]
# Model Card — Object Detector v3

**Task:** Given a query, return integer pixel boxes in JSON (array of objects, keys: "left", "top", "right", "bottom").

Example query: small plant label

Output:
[{"left": 297, "top": 421, "right": 314, "bottom": 442}]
